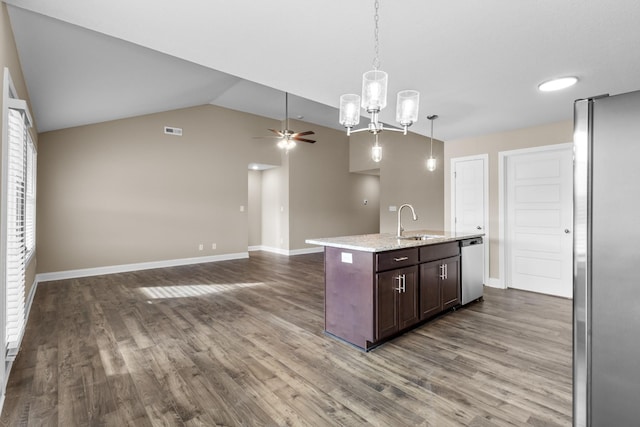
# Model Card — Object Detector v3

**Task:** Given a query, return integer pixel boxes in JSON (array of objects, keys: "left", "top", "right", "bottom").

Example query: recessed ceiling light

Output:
[{"left": 538, "top": 76, "right": 579, "bottom": 92}]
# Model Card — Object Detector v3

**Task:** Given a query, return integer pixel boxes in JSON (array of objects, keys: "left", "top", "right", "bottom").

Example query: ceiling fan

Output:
[{"left": 259, "top": 92, "right": 315, "bottom": 151}]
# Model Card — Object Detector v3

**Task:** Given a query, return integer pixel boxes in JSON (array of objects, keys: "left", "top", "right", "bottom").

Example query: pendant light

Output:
[
  {"left": 339, "top": 0, "right": 419, "bottom": 138},
  {"left": 426, "top": 115, "right": 438, "bottom": 171},
  {"left": 372, "top": 133, "right": 382, "bottom": 162}
]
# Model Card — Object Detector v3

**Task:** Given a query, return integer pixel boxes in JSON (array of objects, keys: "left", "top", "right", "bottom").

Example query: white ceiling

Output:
[{"left": 6, "top": 0, "right": 640, "bottom": 141}]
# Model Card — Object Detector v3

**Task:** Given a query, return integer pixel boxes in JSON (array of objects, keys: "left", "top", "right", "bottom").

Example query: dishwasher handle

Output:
[{"left": 460, "top": 237, "right": 483, "bottom": 247}]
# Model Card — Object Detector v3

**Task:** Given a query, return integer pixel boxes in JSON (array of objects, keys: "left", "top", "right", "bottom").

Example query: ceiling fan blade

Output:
[
  {"left": 291, "top": 130, "right": 315, "bottom": 137},
  {"left": 268, "top": 129, "right": 284, "bottom": 137},
  {"left": 292, "top": 137, "right": 316, "bottom": 143},
  {"left": 253, "top": 136, "right": 284, "bottom": 139}
]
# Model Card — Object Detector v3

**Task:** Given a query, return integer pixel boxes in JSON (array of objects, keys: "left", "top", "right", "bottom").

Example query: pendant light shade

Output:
[
  {"left": 426, "top": 157, "right": 437, "bottom": 172},
  {"left": 426, "top": 114, "right": 438, "bottom": 171}
]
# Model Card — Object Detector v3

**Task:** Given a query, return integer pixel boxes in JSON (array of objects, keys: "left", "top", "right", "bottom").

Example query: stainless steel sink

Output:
[{"left": 400, "top": 234, "right": 444, "bottom": 240}]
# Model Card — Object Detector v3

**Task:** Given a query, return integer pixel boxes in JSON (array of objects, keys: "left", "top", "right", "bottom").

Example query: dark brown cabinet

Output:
[
  {"left": 419, "top": 256, "right": 460, "bottom": 320},
  {"left": 441, "top": 256, "right": 460, "bottom": 311},
  {"left": 323, "top": 240, "right": 462, "bottom": 351},
  {"left": 375, "top": 266, "right": 419, "bottom": 341}
]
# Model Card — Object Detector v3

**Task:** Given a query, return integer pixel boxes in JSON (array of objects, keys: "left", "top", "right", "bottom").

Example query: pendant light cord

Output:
[{"left": 430, "top": 118, "right": 434, "bottom": 156}]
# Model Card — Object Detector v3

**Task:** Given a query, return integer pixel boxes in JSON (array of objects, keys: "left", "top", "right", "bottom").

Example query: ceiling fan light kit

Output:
[{"left": 339, "top": 0, "right": 419, "bottom": 138}]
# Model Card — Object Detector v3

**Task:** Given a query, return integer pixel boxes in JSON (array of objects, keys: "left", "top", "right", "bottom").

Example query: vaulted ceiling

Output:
[{"left": 6, "top": 0, "right": 640, "bottom": 141}]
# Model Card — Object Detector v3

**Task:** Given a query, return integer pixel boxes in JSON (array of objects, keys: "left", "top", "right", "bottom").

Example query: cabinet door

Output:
[
  {"left": 441, "top": 256, "right": 461, "bottom": 311},
  {"left": 398, "top": 266, "right": 419, "bottom": 330},
  {"left": 376, "top": 269, "right": 399, "bottom": 340},
  {"left": 419, "top": 260, "right": 442, "bottom": 320}
]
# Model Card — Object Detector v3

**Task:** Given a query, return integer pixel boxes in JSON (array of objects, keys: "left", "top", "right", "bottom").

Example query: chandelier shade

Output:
[
  {"left": 396, "top": 90, "right": 420, "bottom": 126},
  {"left": 339, "top": 94, "right": 361, "bottom": 128},
  {"left": 361, "top": 70, "right": 388, "bottom": 112},
  {"left": 372, "top": 133, "right": 382, "bottom": 162}
]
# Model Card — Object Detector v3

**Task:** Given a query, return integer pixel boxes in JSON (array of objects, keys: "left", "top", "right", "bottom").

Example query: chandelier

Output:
[{"left": 339, "top": 0, "right": 420, "bottom": 141}]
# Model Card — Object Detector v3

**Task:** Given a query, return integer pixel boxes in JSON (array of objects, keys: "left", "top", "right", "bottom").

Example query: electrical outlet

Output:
[
  {"left": 212, "top": 243, "right": 216, "bottom": 250},
  {"left": 240, "top": 205, "right": 245, "bottom": 212},
  {"left": 198, "top": 243, "right": 204, "bottom": 251},
  {"left": 389, "top": 205, "right": 397, "bottom": 212}
]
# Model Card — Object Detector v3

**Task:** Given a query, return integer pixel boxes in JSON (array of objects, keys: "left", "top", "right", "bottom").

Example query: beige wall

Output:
[
  {"left": 444, "top": 120, "right": 573, "bottom": 280},
  {"left": 1, "top": 2, "right": 37, "bottom": 295},
  {"left": 287, "top": 119, "right": 380, "bottom": 247},
  {"left": 37, "top": 104, "right": 281, "bottom": 273},
  {"left": 350, "top": 130, "right": 445, "bottom": 234}
]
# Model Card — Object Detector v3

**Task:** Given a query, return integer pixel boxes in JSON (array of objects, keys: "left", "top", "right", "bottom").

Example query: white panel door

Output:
[
  {"left": 454, "top": 158, "right": 486, "bottom": 233},
  {"left": 452, "top": 156, "right": 488, "bottom": 283},
  {"left": 506, "top": 147, "right": 573, "bottom": 297}
]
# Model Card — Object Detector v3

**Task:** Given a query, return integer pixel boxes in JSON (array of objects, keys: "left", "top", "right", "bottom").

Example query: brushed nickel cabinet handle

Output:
[
  {"left": 394, "top": 275, "right": 404, "bottom": 292},
  {"left": 394, "top": 256, "right": 409, "bottom": 262}
]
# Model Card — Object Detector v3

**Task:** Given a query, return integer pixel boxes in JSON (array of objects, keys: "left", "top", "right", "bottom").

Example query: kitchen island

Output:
[{"left": 306, "top": 230, "right": 484, "bottom": 351}]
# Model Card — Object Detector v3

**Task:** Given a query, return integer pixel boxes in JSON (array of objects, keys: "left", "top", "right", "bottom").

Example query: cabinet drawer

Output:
[
  {"left": 376, "top": 248, "right": 418, "bottom": 272},
  {"left": 419, "top": 242, "right": 460, "bottom": 263}
]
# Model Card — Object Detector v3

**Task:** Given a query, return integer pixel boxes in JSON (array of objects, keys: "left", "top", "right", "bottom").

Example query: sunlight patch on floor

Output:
[{"left": 139, "top": 282, "right": 265, "bottom": 299}]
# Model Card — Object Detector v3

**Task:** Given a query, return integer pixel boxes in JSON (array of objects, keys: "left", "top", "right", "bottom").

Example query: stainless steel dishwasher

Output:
[{"left": 460, "top": 237, "right": 484, "bottom": 305}]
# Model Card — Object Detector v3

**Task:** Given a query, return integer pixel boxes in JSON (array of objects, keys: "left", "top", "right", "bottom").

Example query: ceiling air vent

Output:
[{"left": 164, "top": 126, "right": 183, "bottom": 136}]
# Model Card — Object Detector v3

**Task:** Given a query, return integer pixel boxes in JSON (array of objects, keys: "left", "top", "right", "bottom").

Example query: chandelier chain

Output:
[{"left": 372, "top": 0, "right": 380, "bottom": 70}]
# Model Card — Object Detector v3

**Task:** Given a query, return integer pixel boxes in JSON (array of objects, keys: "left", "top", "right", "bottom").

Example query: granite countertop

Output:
[{"left": 305, "top": 230, "right": 484, "bottom": 253}]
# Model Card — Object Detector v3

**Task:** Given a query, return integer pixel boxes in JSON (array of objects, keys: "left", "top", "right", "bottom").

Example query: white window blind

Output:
[
  {"left": 25, "top": 132, "right": 36, "bottom": 257},
  {"left": 5, "top": 107, "right": 27, "bottom": 355}
]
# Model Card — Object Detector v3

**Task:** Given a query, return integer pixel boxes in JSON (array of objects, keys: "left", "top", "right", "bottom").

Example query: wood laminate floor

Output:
[{"left": 0, "top": 251, "right": 572, "bottom": 426}]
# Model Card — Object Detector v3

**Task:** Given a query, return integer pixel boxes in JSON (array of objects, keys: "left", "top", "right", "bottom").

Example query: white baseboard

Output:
[
  {"left": 486, "top": 277, "right": 505, "bottom": 289},
  {"left": 253, "top": 246, "right": 323, "bottom": 256},
  {"left": 36, "top": 252, "right": 249, "bottom": 283}
]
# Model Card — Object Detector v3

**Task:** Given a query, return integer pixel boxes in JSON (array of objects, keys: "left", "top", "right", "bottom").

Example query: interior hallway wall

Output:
[{"left": 247, "top": 169, "right": 262, "bottom": 248}]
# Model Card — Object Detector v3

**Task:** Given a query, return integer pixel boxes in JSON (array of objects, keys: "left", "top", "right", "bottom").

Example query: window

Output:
[{"left": 2, "top": 68, "right": 35, "bottom": 359}]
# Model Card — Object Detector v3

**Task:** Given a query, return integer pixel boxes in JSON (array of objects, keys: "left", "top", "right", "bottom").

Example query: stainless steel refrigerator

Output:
[{"left": 573, "top": 90, "right": 640, "bottom": 426}]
